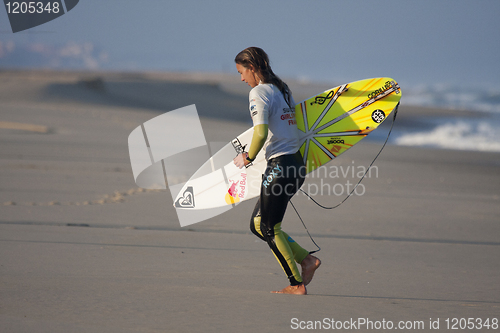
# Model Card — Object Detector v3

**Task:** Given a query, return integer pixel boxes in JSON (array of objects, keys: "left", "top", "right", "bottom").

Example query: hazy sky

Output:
[{"left": 1, "top": 0, "right": 499, "bottom": 88}]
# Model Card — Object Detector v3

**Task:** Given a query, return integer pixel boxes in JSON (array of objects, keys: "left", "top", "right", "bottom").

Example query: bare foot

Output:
[
  {"left": 271, "top": 283, "right": 307, "bottom": 295},
  {"left": 301, "top": 254, "right": 321, "bottom": 286}
]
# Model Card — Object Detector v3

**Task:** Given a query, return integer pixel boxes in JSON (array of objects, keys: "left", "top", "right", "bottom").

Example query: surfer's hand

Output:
[{"left": 233, "top": 153, "right": 249, "bottom": 169}]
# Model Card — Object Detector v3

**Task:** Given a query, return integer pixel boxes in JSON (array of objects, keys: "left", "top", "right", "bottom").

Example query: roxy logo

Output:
[
  {"left": 3, "top": 0, "right": 80, "bottom": 33},
  {"left": 262, "top": 165, "right": 283, "bottom": 188},
  {"left": 174, "top": 187, "right": 195, "bottom": 208}
]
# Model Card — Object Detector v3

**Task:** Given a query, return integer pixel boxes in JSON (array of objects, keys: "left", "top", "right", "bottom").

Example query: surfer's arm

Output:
[
  {"left": 234, "top": 86, "right": 270, "bottom": 168},
  {"left": 247, "top": 124, "right": 268, "bottom": 161},
  {"left": 233, "top": 124, "right": 267, "bottom": 169}
]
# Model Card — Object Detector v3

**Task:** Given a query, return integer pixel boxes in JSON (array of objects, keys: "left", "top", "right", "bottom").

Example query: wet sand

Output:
[{"left": 1, "top": 70, "right": 499, "bottom": 332}]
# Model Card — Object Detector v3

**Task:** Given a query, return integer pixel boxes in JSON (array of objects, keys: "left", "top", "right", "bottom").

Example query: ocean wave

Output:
[
  {"left": 403, "top": 84, "right": 500, "bottom": 114},
  {"left": 394, "top": 119, "right": 500, "bottom": 152}
]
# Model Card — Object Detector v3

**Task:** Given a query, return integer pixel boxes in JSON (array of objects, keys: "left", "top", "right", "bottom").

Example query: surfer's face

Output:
[{"left": 236, "top": 63, "right": 259, "bottom": 88}]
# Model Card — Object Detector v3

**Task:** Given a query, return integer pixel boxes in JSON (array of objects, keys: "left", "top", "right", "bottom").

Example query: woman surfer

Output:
[{"left": 233, "top": 47, "right": 321, "bottom": 295}]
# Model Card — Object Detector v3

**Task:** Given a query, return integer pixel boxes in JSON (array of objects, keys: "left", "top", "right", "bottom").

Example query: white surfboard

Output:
[{"left": 173, "top": 127, "right": 267, "bottom": 210}]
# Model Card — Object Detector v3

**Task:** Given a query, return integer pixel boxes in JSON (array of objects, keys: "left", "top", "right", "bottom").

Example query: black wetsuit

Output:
[{"left": 250, "top": 151, "right": 308, "bottom": 286}]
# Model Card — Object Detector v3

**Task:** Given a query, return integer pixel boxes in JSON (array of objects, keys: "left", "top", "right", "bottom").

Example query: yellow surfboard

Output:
[{"left": 297, "top": 77, "right": 401, "bottom": 173}]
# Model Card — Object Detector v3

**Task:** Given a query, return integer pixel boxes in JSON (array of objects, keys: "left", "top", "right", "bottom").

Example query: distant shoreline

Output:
[
  {"left": 0, "top": 67, "right": 486, "bottom": 113},
  {"left": 3, "top": 68, "right": 498, "bottom": 153}
]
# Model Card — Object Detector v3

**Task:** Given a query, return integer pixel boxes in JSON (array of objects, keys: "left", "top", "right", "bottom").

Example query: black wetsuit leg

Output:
[{"left": 249, "top": 151, "right": 306, "bottom": 285}]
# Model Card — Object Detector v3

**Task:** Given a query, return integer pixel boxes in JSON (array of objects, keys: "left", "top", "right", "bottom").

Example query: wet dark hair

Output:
[{"left": 235, "top": 47, "right": 292, "bottom": 107}]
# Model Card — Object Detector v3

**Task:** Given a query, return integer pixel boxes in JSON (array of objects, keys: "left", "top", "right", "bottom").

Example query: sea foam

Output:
[
  {"left": 395, "top": 119, "right": 500, "bottom": 152},
  {"left": 403, "top": 84, "right": 500, "bottom": 114},
  {"left": 391, "top": 84, "right": 500, "bottom": 152}
]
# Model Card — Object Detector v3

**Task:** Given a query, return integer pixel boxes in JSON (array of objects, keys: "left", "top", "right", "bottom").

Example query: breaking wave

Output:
[
  {"left": 403, "top": 84, "right": 500, "bottom": 114},
  {"left": 391, "top": 84, "right": 500, "bottom": 152},
  {"left": 394, "top": 118, "right": 500, "bottom": 152}
]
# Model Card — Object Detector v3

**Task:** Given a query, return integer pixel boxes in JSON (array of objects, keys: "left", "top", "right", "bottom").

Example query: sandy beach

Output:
[{"left": 1, "top": 70, "right": 499, "bottom": 332}]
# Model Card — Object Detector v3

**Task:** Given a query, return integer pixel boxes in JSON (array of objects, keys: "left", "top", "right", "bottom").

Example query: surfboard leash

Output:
[
  {"left": 289, "top": 199, "right": 321, "bottom": 254},
  {"left": 291, "top": 102, "right": 400, "bottom": 253}
]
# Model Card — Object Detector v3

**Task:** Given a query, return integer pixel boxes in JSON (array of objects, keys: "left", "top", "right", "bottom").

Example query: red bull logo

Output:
[
  {"left": 227, "top": 181, "right": 238, "bottom": 197},
  {"left": 225, "top": 173, "right": 247, "bottom": 205}
]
